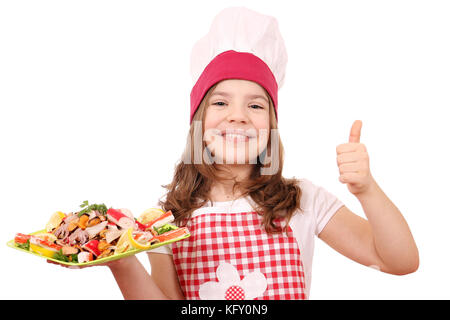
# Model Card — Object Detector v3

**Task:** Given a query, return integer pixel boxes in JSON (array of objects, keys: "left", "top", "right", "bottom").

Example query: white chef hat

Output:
[{"left": 189, "top": 6, "right": 288, "bottom": 124}]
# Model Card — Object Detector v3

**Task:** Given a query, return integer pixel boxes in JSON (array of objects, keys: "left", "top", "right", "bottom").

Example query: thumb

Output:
[{"left": 349, "top": 120, "right": 362, "bottom": 143}]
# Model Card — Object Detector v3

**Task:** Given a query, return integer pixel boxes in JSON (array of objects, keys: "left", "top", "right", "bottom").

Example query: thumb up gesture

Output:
[{"left": 336, "top": 120, "right": 375, "bottom": 196}]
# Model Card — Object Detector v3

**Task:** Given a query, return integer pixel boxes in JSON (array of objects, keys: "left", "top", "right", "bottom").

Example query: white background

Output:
[{"left": 1, "top": 0, "right": 449, "bottom": 299}]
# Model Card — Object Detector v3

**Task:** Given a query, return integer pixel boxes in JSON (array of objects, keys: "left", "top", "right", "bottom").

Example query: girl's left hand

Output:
[{"left": 336, "top": 120, "right": 375, "bottom": 196}]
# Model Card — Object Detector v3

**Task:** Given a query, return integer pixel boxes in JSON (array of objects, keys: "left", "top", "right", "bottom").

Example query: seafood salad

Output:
[{"left": 13, "top": 201, "right": 189, "bottom": 264}]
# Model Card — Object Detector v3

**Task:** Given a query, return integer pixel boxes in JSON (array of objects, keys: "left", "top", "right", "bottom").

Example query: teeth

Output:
[{"left": 222, "top": 134, "right": 250, "bottom": 142}]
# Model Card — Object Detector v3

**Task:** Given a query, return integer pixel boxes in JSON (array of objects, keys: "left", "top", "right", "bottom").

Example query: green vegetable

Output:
[
  {"left": 54, "top": 249, "right": 67, "bottom": 262},
  {"left": 78, "top": 200, "right": 108, "bottom": 217},
  {"left": 70, "top": 253, "right": 79, "bottom": 263},
  {"left": 154, "top": 224, "right": 178, "bottom": 235},
  {"left": 54, "top": 249, "right": 78, "bottom": 263},
  {"left": 16, "top": 240, "right": 30, "bottom": 251}
]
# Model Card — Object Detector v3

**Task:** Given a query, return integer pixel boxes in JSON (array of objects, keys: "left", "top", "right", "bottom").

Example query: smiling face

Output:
[{"left": 204, "top": 79, "right": 271, "bottom": 165}]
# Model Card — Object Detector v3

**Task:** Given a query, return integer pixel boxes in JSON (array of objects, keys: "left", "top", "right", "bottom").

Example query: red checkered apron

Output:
[{"left": 172, "top": 209, "right": 307, "bottom": 300}]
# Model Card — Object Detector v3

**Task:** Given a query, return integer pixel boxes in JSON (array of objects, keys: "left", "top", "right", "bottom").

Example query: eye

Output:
[{"left": 212, "top": 102, "right": 264, "bottom": 109}]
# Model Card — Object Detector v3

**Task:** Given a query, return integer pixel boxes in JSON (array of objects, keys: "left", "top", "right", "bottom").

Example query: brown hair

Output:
[{"left": 158, "top": 81, "right": 302, "bottom": 233}]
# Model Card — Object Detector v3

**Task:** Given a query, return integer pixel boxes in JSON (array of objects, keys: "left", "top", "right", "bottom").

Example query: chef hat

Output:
[{"left": 189, "top": 6, "right": 288, "bottom": 124}]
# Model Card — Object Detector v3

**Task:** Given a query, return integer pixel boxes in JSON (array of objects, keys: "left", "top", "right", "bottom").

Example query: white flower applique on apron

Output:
[
  {"left": 171, "top": 198, "right": 307, "bottom": 300},
  {"left": 198, "top": 262, "right": 267, "bottom": 300}
]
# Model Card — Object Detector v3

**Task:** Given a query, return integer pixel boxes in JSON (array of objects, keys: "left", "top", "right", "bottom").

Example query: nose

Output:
[{"left": 226, "top": 103, "right": 249, "bottom": 124}]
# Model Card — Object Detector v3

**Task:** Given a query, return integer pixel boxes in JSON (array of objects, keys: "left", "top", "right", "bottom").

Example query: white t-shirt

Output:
[{"left": 149, "top": 178, "right": 345, "bottom": 299}]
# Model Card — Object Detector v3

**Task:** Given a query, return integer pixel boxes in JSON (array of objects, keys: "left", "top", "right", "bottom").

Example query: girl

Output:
[{"left": 56, "top": 7, "right": 419, "bottom": 300}]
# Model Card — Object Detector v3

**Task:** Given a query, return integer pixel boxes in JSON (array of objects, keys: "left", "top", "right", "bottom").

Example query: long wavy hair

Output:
[{"left": 158, "top": 81, "right": 302, "bottom": 234}]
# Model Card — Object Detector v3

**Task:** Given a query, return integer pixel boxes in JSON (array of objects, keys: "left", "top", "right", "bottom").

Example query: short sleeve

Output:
[
  {"left": 299, "top": 179, "right": 345, "bottom": 236},
  {"left": 148, "top": 244, "right": 173, "bottom": 255}
]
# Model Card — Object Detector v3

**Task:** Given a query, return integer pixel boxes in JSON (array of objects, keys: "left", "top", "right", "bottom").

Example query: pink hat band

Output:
[{"left": 189, "top": 50, "right": 278, "bottom": 124}]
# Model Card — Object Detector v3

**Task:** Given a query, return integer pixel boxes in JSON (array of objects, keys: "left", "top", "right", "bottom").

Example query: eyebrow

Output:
[{"left": 210, "top": 91, "right": 269, "bottom": 104}]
